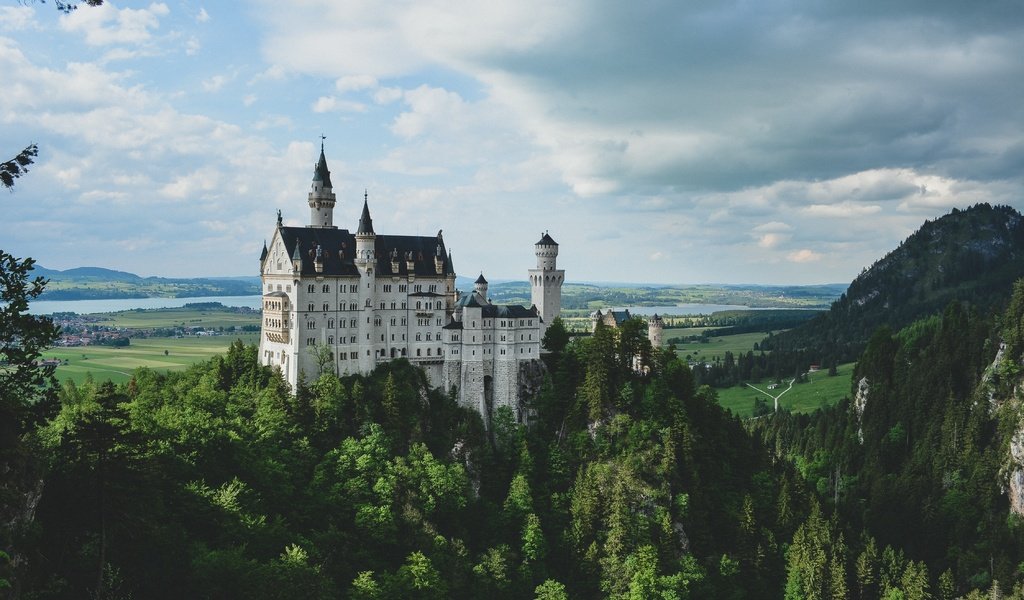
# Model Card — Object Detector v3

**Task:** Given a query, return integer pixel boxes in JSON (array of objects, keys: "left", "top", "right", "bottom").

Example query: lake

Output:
[
  {"left": 29, "top": 295, "right": 264, "bottom": 315},
  {"left": 612, "top": 304, "right": 753, "bottom": 316},
  {"left": 29, "top": 297, "right": 782, "bottom": 317}
]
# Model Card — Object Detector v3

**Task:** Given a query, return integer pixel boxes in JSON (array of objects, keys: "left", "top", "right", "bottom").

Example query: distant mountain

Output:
[
  {"left": 34, "top": 266, "right": 143, "bottom": 282},
  {"left": 765, "top": 203, "right": 1024, "bottom": 358},
  {"left": 32, "top": 265, "right": 261, "bottom": 300}
]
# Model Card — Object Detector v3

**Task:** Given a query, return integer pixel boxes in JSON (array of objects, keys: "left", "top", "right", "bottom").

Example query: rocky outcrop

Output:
[
  {"left": 1008, "top": 429, "right": 1024, "bottom": 516},
  {"left": 854, "top": 377, "right": 869, "bottom": 444}
]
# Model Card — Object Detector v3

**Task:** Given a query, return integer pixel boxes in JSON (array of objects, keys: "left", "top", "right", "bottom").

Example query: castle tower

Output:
[
  {"left": 355, "top": 193, "right": 376, "bottom": 372},
  {"left": 474, "top": 273, "right": 488, "bottom": 303},
  {"left": 648, "top": 313, "right": 664, "bottom": 349},
  {"left": 529, "top": 232, "right": 564, "bottom": 338},
  {"left": 308, "top": 142, "right": 337, "bottom": 228}
]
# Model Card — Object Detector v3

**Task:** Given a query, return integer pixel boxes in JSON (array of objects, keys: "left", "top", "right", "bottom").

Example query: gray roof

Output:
[
  {"left": 271, "top": 226, "right": 455, "bottom": 278},
  {"left": 536, "top": 232, "right": 558, "bottom": 246},
  {"left": 482, "top": 304, "right": 539, "bottom": 319},
  {"left": 357, "top": 198, "right": 374, "bottom": 234},
  {"left": 313, "top": 147, "right": 332, "bottom": 188},
  {"left": 475, "top": 273, "right": 487, "bottom": 284}
]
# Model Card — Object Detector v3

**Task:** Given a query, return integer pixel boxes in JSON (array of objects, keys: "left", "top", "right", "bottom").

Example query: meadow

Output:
[
  {"left": 43, "top": 334, "right": 261, "bottom": 385},
  {"left": 669, "top": 329, "right": 776, "bottom": 363},
  {"left": 714, "top": 361, "right": 856, "bottom": 417},
  {"left": 88, "top": 306, "right": 261, "bottom": 329}
]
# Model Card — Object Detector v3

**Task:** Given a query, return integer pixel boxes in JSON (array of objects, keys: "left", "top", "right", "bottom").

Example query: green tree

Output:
[
  {"left": 0, "top": 252, "right": 60, "bottom": 447},
  {"left": 542, "top": 316, "right": 570, "bottom": 354}
]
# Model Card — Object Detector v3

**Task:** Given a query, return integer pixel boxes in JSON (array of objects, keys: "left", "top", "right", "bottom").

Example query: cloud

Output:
[
  {"left": 311, "top": 95, "right": 367, "bottom": 113},
  {"left": 335, "top": 74, "right": 377, "bottom": 92},
  {"left": 202, "top": 74, "right": 228, "bottom": 92},
  {"left": 0, "top": 6, "right": 36, "bottom": 31},
  {"left": 59, "top": 2, "right": 170, "bottom": 47},
  {"left": 196, "top": 8, "right": 210, "bottom": 23},
  {"left": 185, "top": 35, "right": 200, "bottom": 55},
  {"left": 787, "top": 249, "right": 822, "bottom": 263}
]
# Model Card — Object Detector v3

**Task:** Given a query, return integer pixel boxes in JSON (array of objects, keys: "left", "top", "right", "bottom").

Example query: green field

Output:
[
  {"left": 672, "top": 331, "right": 777, "bottom": 363},
  {"left": 43, "top": 334, "right": 260, "bottom": 385},
  {"left": 714, "top": 362, "right": 856, "bottom": 417},
  {"left": 89, "top": 307, "right": 261, "bottom": 329}
]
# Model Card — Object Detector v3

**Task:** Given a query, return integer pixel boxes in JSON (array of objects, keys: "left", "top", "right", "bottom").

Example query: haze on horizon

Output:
[{"left": 1, "top": 0, "right": 1022, "bottom": 286}]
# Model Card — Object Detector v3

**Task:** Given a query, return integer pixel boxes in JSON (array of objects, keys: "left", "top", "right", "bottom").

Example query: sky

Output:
[{"left": 1, "top": 0, "right": 1022, "bottom": 285}]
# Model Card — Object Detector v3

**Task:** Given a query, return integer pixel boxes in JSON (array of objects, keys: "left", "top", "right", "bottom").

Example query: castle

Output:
[{"left": 258, "top": 145, "right": 563, "bottom": 423}]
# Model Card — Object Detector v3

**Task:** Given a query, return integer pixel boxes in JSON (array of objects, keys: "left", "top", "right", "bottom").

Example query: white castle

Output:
[{"left": 258, "top": 145, "right": 564, "bottom": 423}]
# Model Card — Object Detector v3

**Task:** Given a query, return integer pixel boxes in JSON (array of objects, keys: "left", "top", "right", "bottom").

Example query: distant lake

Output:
[
  {"left": 615, "top": 304, "right": 764, "bottom": 316},
  {"left": 29, "top": 295, "right": 263, "bottom": 315}
]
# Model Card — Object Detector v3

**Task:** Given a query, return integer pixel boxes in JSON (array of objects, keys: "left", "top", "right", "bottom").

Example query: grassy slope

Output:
[
  {"left": 91, "top": 307, "right": 261, "bottom": 329},
  {"left": 43, "top": 334, "right": 261, "bottom": 385},
  {"left": 714, "top": 362, "right": 856, "bottom": 417}
]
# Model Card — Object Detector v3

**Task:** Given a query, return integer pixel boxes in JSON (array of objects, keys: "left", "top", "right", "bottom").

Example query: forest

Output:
[{"left": 6, "top": 206, "right": 1024, "bottom": 598}]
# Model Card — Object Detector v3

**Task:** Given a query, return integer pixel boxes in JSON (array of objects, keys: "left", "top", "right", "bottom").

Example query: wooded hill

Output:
[{"left": 763, "top": 204, "right": 1024, "bottom": 365}]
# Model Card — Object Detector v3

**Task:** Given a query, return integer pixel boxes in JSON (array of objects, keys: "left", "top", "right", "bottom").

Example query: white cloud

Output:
[
  {"left": 335, "top": 74, "right": 377, "bottom": 92},
  {"left": 0, "top": 6, "right": 36, "bottom": 31},
  {"left": 390, "top": 85, "right": 466, "bottom": 139},
  {"left": 60, "top": 2, "right": 170, "bottom": 47},
  {"left": 196, "top": 8, "right": 210, "bottom": 23},
  {"left": 804, "top": 202, "right": 883, "bottom": 218},
  {"left": 757, "top": 233, "right": 789, "bottom": 249},
  {"left": 185, "top": 35, "right": 200, "bottom": 55},
  {"left": 202, "top": 74, "right": 227, "bottom": 92},
  {"left": 311, "top": 95, "right": 367, "bottom": 113},
  {"left": 242, "top": 94, "right": 257, "bottom": 106},
  {"left": 787, "top": 249, "right": 822, "bottom": 263}
]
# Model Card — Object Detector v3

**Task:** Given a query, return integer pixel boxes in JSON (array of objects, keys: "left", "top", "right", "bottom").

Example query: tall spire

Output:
[
  {"left": 312, "top": 142, "right": 332, "bottom": 189},
  {"left": 357, "top": 191, "right": 374, "bottom": 235}
]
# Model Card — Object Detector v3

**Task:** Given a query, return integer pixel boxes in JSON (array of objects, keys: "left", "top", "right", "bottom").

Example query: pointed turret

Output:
[
  {"left": 357, "top": 192, "right": 374, "bottom": 234},
  {"left": 474, "top": 272, "right": 488, "bottom": 302},
  {"left": 259, "top": 240, "right": 268, "bottom": 262},
  {"left": 308, "top": 140, "right": 337, "bottom": 228}
]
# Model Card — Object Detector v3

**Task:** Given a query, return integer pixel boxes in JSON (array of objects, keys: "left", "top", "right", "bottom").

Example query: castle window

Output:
[
  {"left": 426, "top": 332, "right": 432, "bottom": 341},
  {"left": 328, "top": 319, "right": 334, "bottom": 328},
  {"left": 401, "top": 317, "right": 407, "bottom": 326},
  {"left": 427, "top": 348, "right": 431, "bottom": 356},
  {"left": 350, "top": 319, "right": 357, "bottom": 328},
  {"left": 308, "top": 303, "right": 314, "bottom": 311},
  {"left": 436, "top": 301, "right": 442, "bottom": 309},
  {"left": 323, "top": 284, "right": 329, "bottom": 293},
  {"left": 307, "top": 321, "right": 315, "bottom": 329},
  {"left": 416, "top": 333, "right": 422, "bottom": 341},
  {"left": 286, "top": 285, "right": 291, "bottom": 292},
  {"left": 390, "top": 318, "right": 396, "bottom": 326},
  {"left": 323, "top": 303, "right": 329, "bottom": 311},
  {"left": 307, "top": 284, "right": 315, "bottom": 293},
  {"left": 381, "top": 334, "right": 385, "bottom": 341},
  {"left": 383, "top": 284, "right": 392, "bottom": 292},
  {"left": 307, "top": 337, "right": 316, "bottom": 346},
  {"left": 328, "top": 336, "right": 334, "bottom": 345},
  {"left": 500, "top": 349, "right": 505, "bottom": 355},
  {"left": 402, "top": 302, "right": 407, "bottom": 309},
  {"left": 416, "top": 301, "right": 421, "bottom": 309},
  {"left": 414, "top": 285, "right": 422, "bottom": 292},
  {"left": 417, "top": 349, "right": 421, "bottom": 356},
  {"left": 380, "top": 302, "right": 385, "bottom": 309},
  {"left": 437, "top": 347, "right": 441, "bottom": 355},
  {"left": 349, "top": 303, "right": 357, "bottom": 310},
  {"left": 399, "top": 284, "right": 407, "bottom": 292},
  {"left": 436, "top": 318, "right": 442, "bottom": 326},
  {"left": 391, "top": 302, "right": 396, "bottom": 309}
]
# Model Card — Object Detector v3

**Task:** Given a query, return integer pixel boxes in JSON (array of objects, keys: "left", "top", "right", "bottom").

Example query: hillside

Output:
[
  {"left": 764, "top": 204, "right": 1024, "bottom": 361},
  {"left": 32, "top": 265, "right": 261, "bottom": 300}
]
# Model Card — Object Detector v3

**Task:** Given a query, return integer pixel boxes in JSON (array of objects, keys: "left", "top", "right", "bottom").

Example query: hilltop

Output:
[
  {"left": 32, "top": 266, "right": 261, "bottom": 300},
  {"left": 764, "top": 203, "right": 1024, "bottom": 360}
]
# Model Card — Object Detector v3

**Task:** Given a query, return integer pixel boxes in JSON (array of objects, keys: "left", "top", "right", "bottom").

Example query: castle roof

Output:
[
  {"left": 259, "top": 240, "right": 268, "bottom": 262},
  {"left": 475, "top": 273, "right": 488, "bottom": 284},
  {"left": 482, "top": 304, "right": 538, "bottom": 319},
  {"left": 312, "top": 145, "right": 332, "bottom": 188},
  {"left": 357, "top": 197, "right": 374, "bottom": 234},
  {"left": 536, "top": 232, "right": 558, "bottom": 246},
  {"left": 271, "top": 226, "right": 455, "bottom": 278}
]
